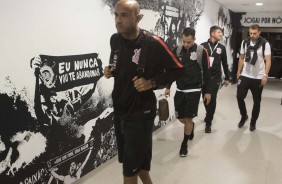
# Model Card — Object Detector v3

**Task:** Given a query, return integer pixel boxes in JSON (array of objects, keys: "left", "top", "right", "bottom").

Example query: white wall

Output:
[
  {"left": 0, "top": 0, "right": 114, "bottom": 95},
  {"left": 195, "top": 0, "right": 221, "bottom": 44},
  {"left": 196, "top": 0, "right": 233, "bottom": 69}
]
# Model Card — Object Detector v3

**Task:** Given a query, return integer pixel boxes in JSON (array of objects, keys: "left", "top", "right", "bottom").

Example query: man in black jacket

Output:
[
  {"left": 103, "top": 1, "right": 184, "bottom": 184},
  {"left": 201, "top": 26, "right": 230, "bottom": 133},
  {"left": 165, "top": 27, "right": 211, "bottom": 157}
]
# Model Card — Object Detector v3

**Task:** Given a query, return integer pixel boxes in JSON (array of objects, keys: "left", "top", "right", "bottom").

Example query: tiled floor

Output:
[{"left": 75, "top": 79, "right": 282, "bottom": 184}]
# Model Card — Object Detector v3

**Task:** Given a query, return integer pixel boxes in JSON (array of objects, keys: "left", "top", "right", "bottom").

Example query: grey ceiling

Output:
[{"left": 215, "top": 0, "right": 282, "bottom": 13}]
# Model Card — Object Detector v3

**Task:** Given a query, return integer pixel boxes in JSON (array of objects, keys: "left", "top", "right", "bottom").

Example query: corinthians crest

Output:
[{"left": 190, "top": 52, "right": 197, "bottom": 60}]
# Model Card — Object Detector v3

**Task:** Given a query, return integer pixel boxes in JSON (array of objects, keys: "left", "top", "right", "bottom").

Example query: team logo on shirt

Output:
[
  {"left": 190, "top": 52, "right": 197, "bottom": 60},
  {"left": 132, "top": 48, "right": 141, "bottom": 65},
  {"left": 216, "top": 48, "right": 222, "bottom": 54}
]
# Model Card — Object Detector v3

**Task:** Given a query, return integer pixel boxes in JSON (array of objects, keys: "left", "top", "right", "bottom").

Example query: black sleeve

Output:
[
  {"left": 221, "top": 45, "right": 230, "bottom": 80},
  {"left": 109, "top": 34, "right": 116, "bottom": 51},
  {"left": 109, "top": 34, "right": 115, "bottom": 64},
  {"left": 202, "top": 48, "right": 211, "bottom": 94},
  {"left": 152, "top": 40, "right": 184, "bottom": 89}
]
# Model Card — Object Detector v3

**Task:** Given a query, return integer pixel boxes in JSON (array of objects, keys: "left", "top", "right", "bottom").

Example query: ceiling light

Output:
[{"left": 256, "top": 2, "right": 263, "bottom": 6}]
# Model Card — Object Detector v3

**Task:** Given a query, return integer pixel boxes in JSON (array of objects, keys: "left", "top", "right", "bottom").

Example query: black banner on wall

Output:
[{"left": 38, "top": 54, "right": 102, "bottom": 92}]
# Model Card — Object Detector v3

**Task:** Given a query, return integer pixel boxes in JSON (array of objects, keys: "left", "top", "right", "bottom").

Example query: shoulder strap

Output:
[
  {"left": 137, "top": 30, "right": 153, "bottom": 77},
  {"left": 110, "top": 33, "right": 121, "bottom": 51},
  {"left": 196, "top": 44, "right": 204, "bottom": 85},
  {"left": 196, "top": 44, "right": 203, "bottom": 71},
  {"left": 109, "top": 33, "right": 121, "bottom": 67}
]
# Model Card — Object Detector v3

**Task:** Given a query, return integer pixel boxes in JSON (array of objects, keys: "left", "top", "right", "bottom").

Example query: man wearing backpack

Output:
[
  {"left": 201, "top": 26, "right": 230, "bottom": 133},
  {"left": 236, "top": 24, "right": 271, "bottom": 131},
  {"left": 165, "top": 27, "right": 211, "bottom": 157},
  {"left": 103, "top": 1, "right": 184, "bottom": 183}
]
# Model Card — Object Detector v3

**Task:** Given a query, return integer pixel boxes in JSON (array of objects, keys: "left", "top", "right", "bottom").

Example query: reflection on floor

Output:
[{"left": 75, "top": 79, "right": 282, "bottom": 184}]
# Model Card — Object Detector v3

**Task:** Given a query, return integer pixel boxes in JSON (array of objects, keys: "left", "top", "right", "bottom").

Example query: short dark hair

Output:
[
  {"left": 249, "top": 24, "right": 261, "bottom": 31},
  {"left": 210, "top": 26, "right": 222, "bottom": 35},
  {"left": 182, "top": 27, "right": 195, "bottom": 38}
]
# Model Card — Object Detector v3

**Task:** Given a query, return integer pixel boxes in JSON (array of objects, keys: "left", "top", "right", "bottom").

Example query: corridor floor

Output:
[{"left": 76, "top": 79, "right": 282, "bottom": 184}]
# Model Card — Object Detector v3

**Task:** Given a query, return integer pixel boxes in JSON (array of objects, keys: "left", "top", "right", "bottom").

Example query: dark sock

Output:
[{"left": 182, "top": 134, "right": 189, "bottom": 145}]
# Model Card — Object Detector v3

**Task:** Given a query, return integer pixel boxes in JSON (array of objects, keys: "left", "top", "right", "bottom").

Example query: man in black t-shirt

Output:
[{"left": 103, "top": 1, "right": 184, "bottom": 183}]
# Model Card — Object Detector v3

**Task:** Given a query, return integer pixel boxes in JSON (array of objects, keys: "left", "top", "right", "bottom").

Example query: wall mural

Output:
[
  {"left": 103, "top": 0, "right": 205, "bottom": 49},
  {"left": 0, "top": 53, "right": 116, "bottom": 184},
  {"left": 0, "top": 0, "right": 236, "bottom": 184}
]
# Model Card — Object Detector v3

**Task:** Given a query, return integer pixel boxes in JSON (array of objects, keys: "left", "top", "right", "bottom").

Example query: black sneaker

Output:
[
  {"left": 205, "top": 125, "right": 211, "bottom": 133},
  {"left": 205, "top": 121, "right": 212, "bottom": 133},
  {"left": 238, "top": 115, "right": 248, "bottom": 128},
  {"left": 250, "top": 126, "right": 256, "bottom": 131},
  {"left": 179, "top": 144, "right": 188, "bottom": 157},
  {"left": 250, "top": 121, "right": 256, "bottom": 131}
]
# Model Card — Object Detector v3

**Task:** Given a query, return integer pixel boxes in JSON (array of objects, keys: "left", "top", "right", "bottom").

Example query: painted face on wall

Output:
[
  {"left": 114, "top": 2, "right": 139, "bottom": 35},
  {"left": 182, "top": 35, "right": 195, "bottom": 50},
  {"left": 212, "top": 29, "right": 223, "bottom": 41},
  {"left": 39, "top": 65, "right": 56, "bottom": 88},
  {"left": 69, "top": 161, "right": 77, "bottom": 176},
  {"left": 249, "top": 28, "right": 261, "bottom": 42}
]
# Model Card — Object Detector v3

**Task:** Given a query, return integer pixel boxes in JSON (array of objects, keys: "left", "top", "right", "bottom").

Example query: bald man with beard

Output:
[{"left": 104, "top": 0, "right": 184, "bottom": 183}]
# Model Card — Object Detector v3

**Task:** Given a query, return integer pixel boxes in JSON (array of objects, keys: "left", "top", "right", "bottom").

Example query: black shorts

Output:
[
  {"left": 174, "top": 91, "right": 201, "bottom": 119},
  {"left": 114, "top": 117, "right": 154, "bottom": 177}
]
